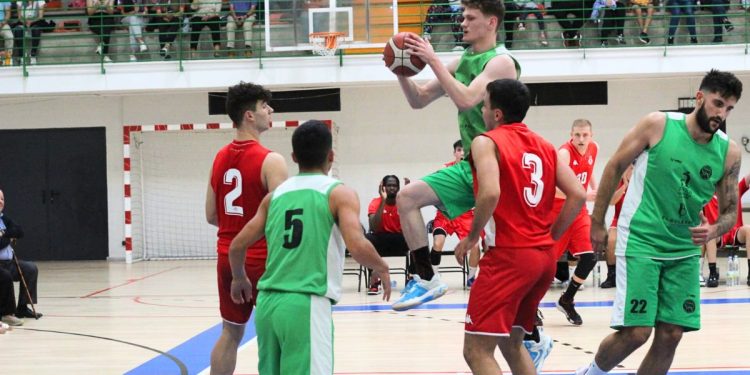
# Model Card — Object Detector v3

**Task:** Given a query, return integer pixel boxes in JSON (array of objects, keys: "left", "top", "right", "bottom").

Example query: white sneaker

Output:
[
  {"left": 95, "top": 45, "right": 102, "bottom": 55},
  {"left": 129, "top": 55, "right": 137, "bottom": 62},
  {"left": 575, "top": 365, "right": 590, "bottom": 375},
  {"left": 103, "top": 56, "right": 113, "bottom": 63},
  {"left": 29, "top": 57, "right": 36, "bottom": 65},
  {"left": 524, "top": 328, "right": 553, "bottom": 373},
  {"left": 139, "top": 43, "right": 148, "bottom": 52},
  {"left": 699, "top": 273, "right": 706, "bottom": 287}
]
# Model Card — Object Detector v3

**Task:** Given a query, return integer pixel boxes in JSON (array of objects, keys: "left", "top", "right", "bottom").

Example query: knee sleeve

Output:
[
  {"left": 430, "top": 249, "right": 442, "bottom": 266},
  {"left": 574, "top": 253, "right": 597, "bottom": 280},
  {"left": 432, "top": 227, "right": 447, "bottom": 237},
  {"left": 555, "top": 261, "right": 569, "bottom": 281}
]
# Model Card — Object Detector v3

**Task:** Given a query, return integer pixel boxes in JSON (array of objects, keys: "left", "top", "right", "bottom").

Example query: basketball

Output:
[{"left": 383, "top": 32, "right": 426, "bottom": 77}]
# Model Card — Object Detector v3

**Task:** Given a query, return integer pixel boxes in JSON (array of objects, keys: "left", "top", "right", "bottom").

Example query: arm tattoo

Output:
[{"left": 714, "top": 159, "right": 741, "bottom": 237}]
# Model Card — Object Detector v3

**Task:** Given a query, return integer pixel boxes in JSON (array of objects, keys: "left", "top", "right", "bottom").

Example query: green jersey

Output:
[
  {"left": 257, "top": 174, "right": 346, "bottom": 303},
  {"left": 617, "top": 112, "right": 729, "bottom": 259},
  {"left": 454, "top": 46, "right": 521, "bottom": 154}
]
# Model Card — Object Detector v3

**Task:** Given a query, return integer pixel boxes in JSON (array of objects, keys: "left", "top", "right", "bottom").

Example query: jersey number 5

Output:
[
  {"left": 522, "top": 153, "right": 544, "bottom": 207},
  {"left": 283, "top": 209, "right": 304, "bottom": 249},
  {"left": 224, "top": 168, "right": 243, "bottom": 216}
]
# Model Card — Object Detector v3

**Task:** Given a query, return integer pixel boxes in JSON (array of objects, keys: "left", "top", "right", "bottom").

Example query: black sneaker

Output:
[
  {"left": 667, "top": 36, "right": 674, "bottom": 45},
  {"left": 15, "top": 307, "right": 42, "bottom": 319},
  {"left": 725, "top": 21, "right": 734, "bottom": 32},
  {"left": 535, "top": 309, "right": 544, "bottom": 327},
  {"left": 616, "top": 34, "right": 626, "bottom": 45},
  {"left": 712, "top": 36, "right": 723, "bottom": 43},
  {"left": 639, "top": 31, "right": 650, "bottom": 44},
  {"left": 690, "top": 37, "right": 698, "bottom": 44},
  {"left": 707, "top": 272, "right": 719, "bottom": 288},
  {"left": 600, "top": 273, "right": 616, "bottom": 288},
  {"left": 556, "top": 296, "right": 583, "bottom": 325}
]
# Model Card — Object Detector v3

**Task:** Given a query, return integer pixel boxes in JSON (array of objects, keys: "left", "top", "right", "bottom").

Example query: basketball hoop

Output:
[{"left": 309, "top": 32, "right": 346, "bottom": 56}]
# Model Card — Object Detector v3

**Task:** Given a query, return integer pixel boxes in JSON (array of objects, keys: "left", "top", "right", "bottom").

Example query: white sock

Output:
[
  {"left": 468, "top": 267, "right": 477, "bottom": 278},
  {"left": 587, "top": 361, "right": 608, "bottom": 375}
]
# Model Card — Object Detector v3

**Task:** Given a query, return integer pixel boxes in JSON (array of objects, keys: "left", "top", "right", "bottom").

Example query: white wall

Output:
[{"left": 2, "top": 74, "right": 749, "bottom": 259}]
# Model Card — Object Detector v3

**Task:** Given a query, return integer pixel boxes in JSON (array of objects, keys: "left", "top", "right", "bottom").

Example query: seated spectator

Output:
[
  {"left": 144, "top": 0, "right": 183, "bottom": 59},
  {"left": 0, "top": 262, "right": 22, "bottom": 327},
  {"left": 119, "top": 0, "right": 148, "bottom": 62},
  {"left": 189, "top": 0, "right": 222, "bottom": 58},
  {"left": 502, "top": 0, "right": 521, "bottom": 48},
  {"left": 594, "top": 0, "right": 625, "bottom": 46},
  {"left": 701, "top": 0, "right": 732, "bottom": 43},
  {"left": 631, "top": 0, "right": 654, "bottom": 44},
  {"left": 87, "top": 0, "right": 115, "bottom": 63},
  {"left": 0, "top": 2, "right": 13, "bottom": 66},
  {"left": 365, "top": 175, "right": 413, "bottom": 294},
  {"left": 514, "top": 0, "right": 548, "bottom": 46},
  {"left": 422, "top": 0, "right": 464, "bottom": 51},
  {"left": 0, "top": 189, "right": 42, "bottom": 320},
  {"left": 666, "top": 0, "right": 697, "bottom": 45},
  {"left": 226, "top": 0, "right": 256, "bottom": 57},
  {"left": 547, "top": 0, "right": 587, "bottom": 47},
  {"left": 11, "top": 0, "right": 46, "bottom": 65}
]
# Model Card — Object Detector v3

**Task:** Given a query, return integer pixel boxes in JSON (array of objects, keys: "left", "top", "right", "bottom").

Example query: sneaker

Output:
[
  {"left": 556, "top": 296, "right": 583, "bottom": 325},
  {"left": 667, "top": 36, "right": 674, "bottom": 45},
  {"left": 129, "top": 55, "right": 137, "bottom": 62},
  {"left": 600, "top": 40, "right": 608, "bottom": 48},
  {"left": 707, "top": 272, "right": 719, "bottom": 288},
  {"left": 29, "top": 56, "right": 36, "bottom": 65},
  {"left": 103, "top": 56, "right": 113, "bottom": 63},
  {"left": 466, "top": 275, "right": 476, "bottom": 288},
  {"left": 518, "top": 22, "right": 526, "bottom": 31},
  {"left": 746, "top": 274, "right": 749, "bottom": 286},
  {"left": 139, "top": 42, "right": 148, "bottom": 52},
  {"left": 600, "top": 273, "right": 616, "bottom": 288},
  {"left": 95, "top": 45, "right": 102, "bottom": 55},
  {"left": 712, "top": 36, "right": 723, "bottom": 43},
  {"left": 392, "top": 274, "right": 448, "bottom": 311},
  {"left": 576, "top": 366, "right": 590, "bottom": 375},
  {"left": 0, "top": 321, "right": 9, "bottom": 333},
  {"left": 244, "top": 49, "right": 253, "bottom": 58},
  {"left": 15, "top": 307, "right": 42, "bottom": 319},
  {"left": 523, "top": 328, "right": 553, "bottom": 373},
  {"left": 699, "top": 273, "right": 706, "bottom": 287},
  {"left": 690, "top": 37, "right": 698, "bottom": 44},
  {"left": 535, "top": 308, "right": 544, "bottom": 326},
  {"left": 639, "top": 31, "right": 650, "bottom": 44},
  {"left": 367, "top": 285, "right": 382, "bottom": 295},
  {"left": 160, "top": 47, "right": 168, "bottom": 57},
  {"left": 725, "top": 21, "right": 734, "bottom": 32},
  {"left": 1, "top": 315, "right": 23, "bottom": 326},
  {"left": 616, "top": 34, "right": 626, "bottom": 45}
]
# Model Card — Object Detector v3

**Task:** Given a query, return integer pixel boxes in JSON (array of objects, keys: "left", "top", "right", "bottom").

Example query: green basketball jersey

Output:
[
  {"left": 616, "top": 112, "right": 729, "bottom": 258},
  {"left": 454, "top": 46, "right": 521, "bottom": 154},
  {"left": 257, "top": 174, "right": 346, "bottom": 303}
]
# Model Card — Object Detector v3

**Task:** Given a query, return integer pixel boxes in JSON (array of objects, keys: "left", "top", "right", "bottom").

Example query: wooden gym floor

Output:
[{"left": 2, "top": 257, "right": 749, "bottom": 375}]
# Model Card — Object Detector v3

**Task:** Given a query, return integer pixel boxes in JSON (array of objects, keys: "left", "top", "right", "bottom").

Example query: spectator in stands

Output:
[
  {"left": 631, "top": 0, "right": 654, "bottom": 44},
  {"left": 12, "top": 0, "right": 46, "bottom": 65},
  {"left": 547, "top": 0, "right": 587, "bottom": 47},
  {"left": 502, "top": 0, "right": 521, "bottom": 48},
  {"left": 226, "top": 0, "right": 256, "bottom": 57},
  {"left": 0, "top": 2, "right": 13, "bottom": 66},
  {"left": 702, "top": 0, "right": 733, "bottom": 43},
  {"left": 189, "top": 0, "right": 222, "bottom": 58},
  {"left": 514, "top": 0, "right": 548, "bottom": 46},
  {"left": 422, "top": 0, "right": 465, "bottom": 51},
  {"left": 595, "top": 0, "right": 625, "bottom": 47},
  {"left": 145, "top": 0, "right": 183, "bottom": 59},
  {"left": 87, "top": 0, "right": 115, "bottom": 63},
  {"left": 666, "top": 0, "right": 697, "bottom": 45},
  {"left": 119, "top": 0, "right": 148, "bottom": 61}
]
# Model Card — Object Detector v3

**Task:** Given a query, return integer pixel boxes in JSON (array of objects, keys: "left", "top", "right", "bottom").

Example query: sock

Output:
[
  {"left": 411, "top": 246, "right": 435, "bottom": 280},
  {"left": 607, "top": 264, "right": 615, "bottom": 275},
  {"left": 586, "top": 361, "right": 608, "bottom": 375},
  {"left": 523, "top": 326, "right": 541, "bottom": 343},
  {"left": 468, "top": 266, "right": 477, "bottom": 279},
  {"left": 429, "top": 248, "right": 442, "bottom": 266},
  {"left": 562, "top": 279, "right": 582, "bottom": 300},
  {"left": 709, "top": 262, "right": 717, "bottom": 275}
]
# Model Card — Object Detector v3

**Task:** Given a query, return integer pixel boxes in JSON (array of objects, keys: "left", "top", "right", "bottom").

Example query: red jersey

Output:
[
  {"left": 703, "top": 179, "right": 748, "bottom": 226},
  {"left": 560, "top": 139, "right": 598, "bottom": 190},
  {"left": 368, "top": 197, "right": 402, "bottom": 233},
  {"left": 210, "top": 139, "right": 270, "bottom": 259},
  {"left": 474, "top": 123, "right": 558, "bottom": 249},
  {"left": 611, "top": 180, "right": 628, "bottom": 227},
  {"left": 738, "top": 178, "right": 748, "bottom": 227}
]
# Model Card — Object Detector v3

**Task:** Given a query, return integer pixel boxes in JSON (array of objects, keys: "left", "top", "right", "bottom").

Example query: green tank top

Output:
[
  {"left": 454, "top": 46, "right": 521, "bottom": 154},
  {"left": 617, "top": 112, "right": 729, "bottom": 258},
  {"left": 257, "top": 174, "right": 346, "bottom": 303}
]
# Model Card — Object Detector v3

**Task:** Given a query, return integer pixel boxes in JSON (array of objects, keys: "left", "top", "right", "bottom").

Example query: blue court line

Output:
[
  {"left": 125, "top": 314, "right": 256, "bottom": 375},
  {"left": 126, "top": 297, "right": 750, "bottom": 375}
]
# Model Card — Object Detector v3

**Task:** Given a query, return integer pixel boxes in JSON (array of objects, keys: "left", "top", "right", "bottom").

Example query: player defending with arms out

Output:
[
  {"left": 454, "top": 79, "right": 585, "bottom": 375},
  {"left": 205, "top": 82, "right": 288, "bottom": 375},
  {"left": 393, "top": 0, "right": 521, "bottom": 311},
  {"left": 229, "top": 121, "right": 391, "bottom": 374},
  {"left": 578, "top": 69, "right": 742, "bottom": 375},
  {"left": 553, "top": 119, "right": 599, "bottom": 326}
]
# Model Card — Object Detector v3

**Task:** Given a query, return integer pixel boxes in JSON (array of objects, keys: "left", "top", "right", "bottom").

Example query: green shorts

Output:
[
  {"left": 422, "top": 159, "right": 475, "bottom": 219},
  {"left": 255, "top": 291, "right": 334, "bottom": 375},
  {"left": 611, "top": 255, "right": 701, "bottom": 332}
]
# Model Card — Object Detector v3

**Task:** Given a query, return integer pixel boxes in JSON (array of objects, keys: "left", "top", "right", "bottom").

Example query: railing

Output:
[{"left": 0, "top": 0, "right": 747, "bottom": 76}]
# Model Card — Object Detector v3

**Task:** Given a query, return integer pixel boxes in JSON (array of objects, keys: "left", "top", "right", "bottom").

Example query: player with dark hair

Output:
[
  {"left": 393, "top": 0, "right": 521, "bottom": 311},
  {"left": 456, "top": 78, "right": 585, "bottom": 374},
  {"left": 578, "top": 69, "right": 742, "bottom": 375},
  {"left": 205, "top": 81, "right": 288, "bottom": 375},
  {"left": 229, "top": 120, "right": 391, "bottom": 374}
]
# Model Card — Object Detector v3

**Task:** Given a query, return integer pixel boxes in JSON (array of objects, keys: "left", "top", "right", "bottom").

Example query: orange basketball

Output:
[{"left": 383, "top": 32, "right": 426, "bottom": 77}]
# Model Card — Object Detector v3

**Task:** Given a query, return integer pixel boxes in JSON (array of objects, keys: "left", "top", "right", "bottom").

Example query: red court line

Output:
[
  {"left": 80, "top": 267, "right": 181, "bottom": 298},
  {"left": 133, "top": 296, "right": 215, "bottom": 309}
]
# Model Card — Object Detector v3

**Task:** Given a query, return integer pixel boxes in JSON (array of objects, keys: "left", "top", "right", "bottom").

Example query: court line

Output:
[{"left": 80, "top": 266, "right": 182, "bottom": 298}]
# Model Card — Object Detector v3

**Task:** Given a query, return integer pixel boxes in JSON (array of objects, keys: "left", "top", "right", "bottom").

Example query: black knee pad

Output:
[
  {"left": 574, "top": 252, "right": 597, "bottom": 280},
  {"left": 555, "top": 261, "right": 569, "bottom": 281},
  {"left": 430, "top": 249, "right": 442, "bottom": 266}
]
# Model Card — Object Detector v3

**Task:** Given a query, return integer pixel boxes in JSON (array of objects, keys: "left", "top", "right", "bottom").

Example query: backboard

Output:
[{"left": 263, "top": 0, "right": 399, "bottom": 53}]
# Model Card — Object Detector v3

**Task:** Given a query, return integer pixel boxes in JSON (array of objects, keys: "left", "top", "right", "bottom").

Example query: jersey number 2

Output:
[
  {"left": 223, "top": 168, "right": 243, "bottom": 216},
  {"left": 522, "top": 153, "right": 544, "bottom": 207}
]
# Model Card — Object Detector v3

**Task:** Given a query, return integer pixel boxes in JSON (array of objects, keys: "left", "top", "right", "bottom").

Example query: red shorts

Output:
[
  {"left": 465, "top": 246, "right": 556, "bottom": 335},
  {"left": 217, "top": 253, "right": 266, "bottom": 324},
  {"left": 433, "top": 210, "right": 475, "bottom": 240},
  {"left": 551, "top": 200, "right": 592, "bottom": 258},
  {"left": 720, "top": 225, "right": 744, "bottom": 247}
]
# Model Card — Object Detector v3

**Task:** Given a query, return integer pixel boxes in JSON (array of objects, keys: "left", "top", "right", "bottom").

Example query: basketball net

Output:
[{"left": 309, "top": 32, "right": 345, "bottom": 56}]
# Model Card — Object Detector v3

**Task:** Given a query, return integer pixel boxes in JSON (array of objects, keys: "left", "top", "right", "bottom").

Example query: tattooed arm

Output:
[{"left": 713, "top": 141, "right": 742, "bottom": 236}]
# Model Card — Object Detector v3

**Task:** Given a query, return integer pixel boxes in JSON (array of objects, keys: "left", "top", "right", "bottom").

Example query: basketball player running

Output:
[
  {"left": 553, "top": 119, "right": 599, "bottom": 326},
  {"left": 578, "top": 69, "right": 742, "bottom": 375},
  {"left": 454, "top": 79, "right": 585, "bottom": 375},
  {"left": 228, "top": 120, "right": 391, "bottom": 374},
  {"left": 205, "top": 82, "right": 288, "bottom": 375},
  {"left": 393, "top": 0, "right": 521, "bottom": 311}
]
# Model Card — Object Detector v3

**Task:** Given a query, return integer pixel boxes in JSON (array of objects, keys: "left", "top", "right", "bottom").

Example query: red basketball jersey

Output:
[
  {"left": 210, "top": 139, "right": 270, "bottom": 258},
  {"left": 474, "top": 123, "right": 558, "bottom": 249},
  {"left": 560, "top": 140, "right": 598, "bottom": 190},
  {"left": 368, "top": 197, "right": 402, "bottom": 233},
  {"left": 612, "top": 180, "right": 628, "bottom": 223},
  {"left": 703, "top": 195, "right": 719, "bottom": 224}
]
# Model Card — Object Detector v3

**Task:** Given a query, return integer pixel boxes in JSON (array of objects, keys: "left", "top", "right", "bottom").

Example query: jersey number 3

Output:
[
  {"left": 522, "top": 153, "right": 544, "bottom": 207},
  {"left": 223, "top": 168, "right": 243, "bottom": 216}
]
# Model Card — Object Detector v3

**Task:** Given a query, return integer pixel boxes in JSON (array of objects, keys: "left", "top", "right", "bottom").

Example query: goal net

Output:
[{"left": 126, "top": 122, "right": 337, "bottom": 261}]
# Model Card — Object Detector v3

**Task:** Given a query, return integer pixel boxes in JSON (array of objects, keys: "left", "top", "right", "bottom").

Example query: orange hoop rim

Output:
[{"left": 309, "top": 32, "right": 346, "bottom": 56}]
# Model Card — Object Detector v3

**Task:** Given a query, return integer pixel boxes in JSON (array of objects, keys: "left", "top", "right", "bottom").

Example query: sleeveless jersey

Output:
[
  {"left": 560, "top": 140, "right": 598, "bottom": 190},
  {"left": 617, "top": 112, "right": 729, "bottom": 258},
  {"left": 611, "top": 180, "right": 628, "bottom": 225},
  {"left": 476, "top": 123, "right": 557, "bottom": 249},
  {"left": 257, "top": 174, "right": 347, "bottom": 304},
  {"left": 454, "top": 46, "right": 521, "bottom": 155},
  {"left": 210, "top": 140, "right": 270, "bottom": 258}
]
